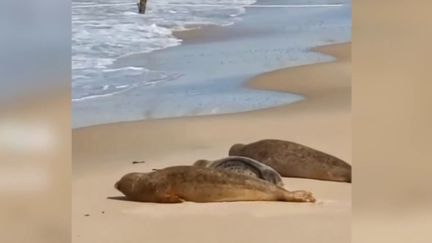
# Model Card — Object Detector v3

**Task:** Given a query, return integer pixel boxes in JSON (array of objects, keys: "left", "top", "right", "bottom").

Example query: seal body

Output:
[
  {"left": 194, "top": 156, "right": 284, "bottom": 187},
  {"left": 115, "top": 166, "right": 315, "bottom": 203},
  {"left": 229, "top": 139, "right": 351, "bottom": 183}
]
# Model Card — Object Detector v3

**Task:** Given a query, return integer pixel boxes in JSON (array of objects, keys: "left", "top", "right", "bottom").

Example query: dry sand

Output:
[{"left": 72, "top": 43, "right": 351, "bottom": 243}]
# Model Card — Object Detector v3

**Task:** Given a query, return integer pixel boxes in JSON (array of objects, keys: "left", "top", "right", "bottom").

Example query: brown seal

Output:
[
  {"left": 194, "top": 156, "right": 284, "bottom": 187},
  {"left": 229, "top": 139, "right": 351, "bottom": 183},
  {"left": 114, "top": 166, "right": 315, "bottom": 203}
]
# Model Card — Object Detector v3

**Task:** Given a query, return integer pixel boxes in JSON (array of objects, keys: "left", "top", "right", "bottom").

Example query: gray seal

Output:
[
  {"left": 194, "top": 156, "right": 284, "bottom": 187},
  {"left": 229, "top": 139, "right": 351, "bottom": 183},
  {"left": 115, "top": 166, "right": 315, "bottom": 203}
]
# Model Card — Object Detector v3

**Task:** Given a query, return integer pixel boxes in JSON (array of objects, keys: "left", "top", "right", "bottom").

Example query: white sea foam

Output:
[
  {"left": 72, "top": 0, "right": 352, "bottom": 127},
  {"left": 102, "top": 66, "right": 147, "bottom": 73},
  {"left": 72, "top": 0, "right": 257, "bottom": 101}
]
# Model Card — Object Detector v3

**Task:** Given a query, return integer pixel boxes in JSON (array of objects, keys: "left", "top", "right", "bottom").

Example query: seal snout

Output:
[{"left": 115, "top": 173, "right": 135, "bottom": 192}]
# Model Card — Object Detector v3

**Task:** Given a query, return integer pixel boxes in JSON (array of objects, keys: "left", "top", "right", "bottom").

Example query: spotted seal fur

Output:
[
  {"left": 229, "top": 139, "right": 351, "bottom": 182},
  {"left": 194, "top": 156, "right": 284, "bottom": 186}
]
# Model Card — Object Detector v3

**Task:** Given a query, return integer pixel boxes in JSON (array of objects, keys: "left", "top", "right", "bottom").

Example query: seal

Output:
[
  {"left": 114, "top": 165, "right": 315, "bottom": 203},
  {"left": 193, "top": 156, "right": 284, "bottom": 187},
  {"left": 229, "top": 139, "right": 351, "bottom": 183}
]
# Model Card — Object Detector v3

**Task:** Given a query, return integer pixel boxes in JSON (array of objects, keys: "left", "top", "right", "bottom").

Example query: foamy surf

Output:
[
  {"left": 72, "top": 0, "right": 257, "bottom": 102},
  {"left": 72, "top": 0, "right": 351, "bottom": 127},
  {"left": 72, "top": 67, "right": 183, "bottom": 102}
]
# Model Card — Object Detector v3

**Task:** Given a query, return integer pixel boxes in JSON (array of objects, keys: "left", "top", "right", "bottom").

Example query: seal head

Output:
[
  {"left": 193, "top": 159, "right": 212, "bottom": 167},
  {"left": 229, "top": 144, "right": 245, "bottom": 156},
  {"left": 115, "top": 172, "right": 161, "bottom": 202}
]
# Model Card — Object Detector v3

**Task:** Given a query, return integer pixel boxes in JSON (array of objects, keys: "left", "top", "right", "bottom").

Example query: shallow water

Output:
[
  {"left": 72, "top": 0, "right": 256, "bottom": 101},
  {"left": 72, "top": 0, "right": 351, "bottom": 128}
]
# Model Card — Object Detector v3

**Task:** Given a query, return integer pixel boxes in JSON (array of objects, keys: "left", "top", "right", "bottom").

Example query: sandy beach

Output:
[
  {"left": 72, "top": 40, "right": 351, "bottom": 242},
  {"left": 72, "top": 2, "right": 351, "bottom": 243}
]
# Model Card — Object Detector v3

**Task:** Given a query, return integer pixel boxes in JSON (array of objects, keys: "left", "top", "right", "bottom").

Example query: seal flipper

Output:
[
  {"left": 159, "top": 193, "right": 184, "bottom": 203},
  {"left": 279, "top": 190, "right": 316, "bottom": 203}
]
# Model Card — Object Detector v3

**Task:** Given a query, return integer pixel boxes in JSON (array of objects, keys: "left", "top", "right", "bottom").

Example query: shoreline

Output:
[
  {"left": 73, "top": 1, "right": 351, "bottom": 128},
  {"left": 72, "top": 42, "right": 351, "bottom": 176},
  {"left": 249, "top": 43, "right": 350, "bottom": 97},
  {"left": 73, "top": 42, "right": 349, "bottom": 132},
  {"left": 72, "top": 42, "right": 351, "bottom": 243},
  {"left": 72, "top": 2, "right": 351, "bottom": 242}
]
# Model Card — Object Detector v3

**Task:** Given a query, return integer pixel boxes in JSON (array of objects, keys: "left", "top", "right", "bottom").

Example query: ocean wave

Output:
[
  {"left": 72, "top": 66, "right": 184, "bottom": 102},
  {"left": 72, "top": 0, "right": 256, "bottom": 101}
]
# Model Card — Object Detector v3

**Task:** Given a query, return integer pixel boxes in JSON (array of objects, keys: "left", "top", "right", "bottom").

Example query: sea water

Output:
[
  {"left": 72, "top": 0, "right": 351, "bottom": 127},
  {"left": 73, "top": 0, "right": 257, "bottom": 101}
]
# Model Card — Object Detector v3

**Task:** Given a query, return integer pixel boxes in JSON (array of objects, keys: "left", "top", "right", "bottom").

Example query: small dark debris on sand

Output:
[
  {"left": 84, "top": 214, "right": 90, "bottom": 217},
  {"left": 132, "top": 161, "right": 146, "bottom": 164}
]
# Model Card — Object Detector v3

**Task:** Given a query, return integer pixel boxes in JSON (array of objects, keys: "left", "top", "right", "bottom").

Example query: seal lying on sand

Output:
[
  {"left": 194, "top": 156, "right": 284, "bottom": 187},
  {"left": 229, "top": 139, "right": 351, "bottom": 183},
  {"left": 115, "top": 166, "right": 315, "bottom": 203}
]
